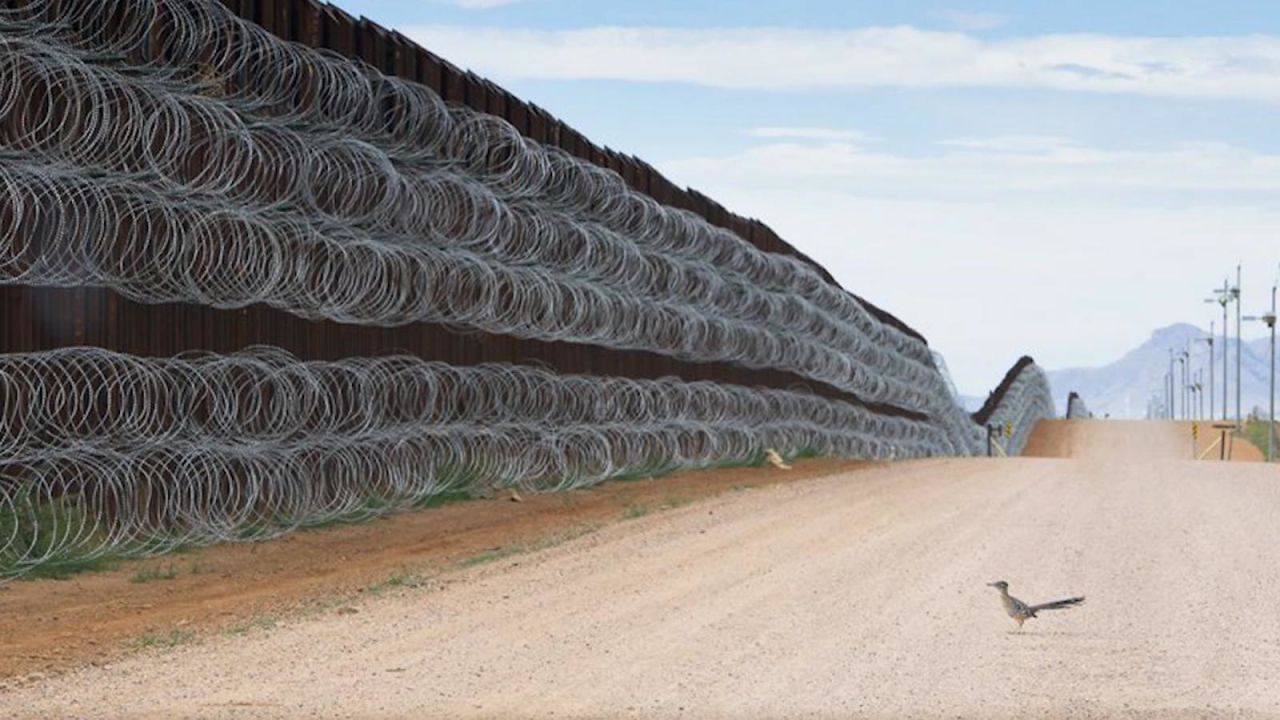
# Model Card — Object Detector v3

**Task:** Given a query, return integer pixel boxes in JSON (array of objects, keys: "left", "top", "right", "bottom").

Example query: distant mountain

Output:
[{"left": 1045, "top": 324, "right": 1274, "bottom": 420}]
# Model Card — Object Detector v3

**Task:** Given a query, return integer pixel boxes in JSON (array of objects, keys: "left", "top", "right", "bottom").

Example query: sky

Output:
[{"left": 333, "top": 0, "right": 1279, "bottom": 394}]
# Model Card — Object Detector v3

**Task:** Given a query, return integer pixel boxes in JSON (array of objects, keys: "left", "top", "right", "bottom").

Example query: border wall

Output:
[{"left": 0, "top": 0, "right": 1055, "bottom": 578}]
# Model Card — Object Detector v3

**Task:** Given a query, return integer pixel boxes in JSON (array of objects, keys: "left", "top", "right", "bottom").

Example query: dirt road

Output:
[
  {"left": 4, "top": 421, "right": 1280, "bottom": 718},
  {"left": 0, "top": 457, "right": 869, "bottom": 679}
]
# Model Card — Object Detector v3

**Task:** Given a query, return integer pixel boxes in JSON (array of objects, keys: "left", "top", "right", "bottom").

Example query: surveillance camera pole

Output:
[{"left": 1209, "top": 279, "right": 1232, "bottom": 421}]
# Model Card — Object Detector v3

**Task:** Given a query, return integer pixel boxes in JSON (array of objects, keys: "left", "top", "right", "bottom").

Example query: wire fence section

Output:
[
  {"left": 0, "top": 0, "right": 1056, "bottom": 579},
  {"left": 1066, "top": 392, "right": 1093, "bottom": 419}
]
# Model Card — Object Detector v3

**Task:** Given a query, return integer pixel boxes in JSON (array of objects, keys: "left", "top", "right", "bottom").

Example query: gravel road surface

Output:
[{"left": 4, "top": 420, "right": 1279, "bottom": 718}]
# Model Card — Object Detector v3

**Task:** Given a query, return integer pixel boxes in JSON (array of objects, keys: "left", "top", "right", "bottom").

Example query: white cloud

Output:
[
  {"left": 930, "top": 10, "right": 1012, "bottom": 32},
  {"left": 401, "top": 24, "right": 1280, "bottom": 101},
  {"left": 746, "top": 127, "right": 880, "bottom": 143},
  {"left": 937, "top": 135, "right": 1078, "bottom": 153},
  {"left": 656, "top": 138, "right": 1280, "bottom": 392},
  {"left": 665, "top": 138, "right": 1280, "bottom": 197}
]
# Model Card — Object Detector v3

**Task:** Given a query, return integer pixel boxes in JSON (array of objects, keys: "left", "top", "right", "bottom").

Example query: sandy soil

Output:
[
  {"left": 4, "top": 421, "right": 1280, "bottom": 718},
  {"left": 0, "top": 457, "right": 869, "bottom": 679}
]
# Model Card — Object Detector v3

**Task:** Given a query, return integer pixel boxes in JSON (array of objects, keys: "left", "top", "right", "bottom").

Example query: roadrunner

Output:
[{"left": 986, "top": 581, "right": 1084, "bottom": 630}]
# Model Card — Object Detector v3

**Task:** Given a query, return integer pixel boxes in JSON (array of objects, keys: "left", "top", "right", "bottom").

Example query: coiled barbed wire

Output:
[
  {"left": 1066, "top": 392, "right": 1092, "bottom": 419},
  {"left": 0, "top": 29, "right": 953, "bottom": 417},
  {"left": 0, "top": 153, "right": 947, "bottom": 415},
  {"left": 2, "top": 0, "right": 926, "bottom": 371},
  {"left": 980, "top": 364, "right": 1055, "bottom": 455},
  {"left": 0, "top": 347, "right": 944, "bottom": 579},
  {"left": 0, "top": 0, "right": 1060, "bottom": 580},
  {"left": 0, "top": 2, "right": 938, "bottom": 365}
]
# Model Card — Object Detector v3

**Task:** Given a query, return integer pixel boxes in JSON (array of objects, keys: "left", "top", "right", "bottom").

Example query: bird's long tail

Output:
[{"left": 1029, "top": 596, "right": 1085, "bottom": 614}]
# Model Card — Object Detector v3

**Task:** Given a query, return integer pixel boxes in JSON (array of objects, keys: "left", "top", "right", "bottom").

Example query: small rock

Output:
[
  {"left": 336, "top": 607, "right": 359, "bottom": 616},
  {"left": 509, "top": 489, "right": 523, "bottom": 503}
]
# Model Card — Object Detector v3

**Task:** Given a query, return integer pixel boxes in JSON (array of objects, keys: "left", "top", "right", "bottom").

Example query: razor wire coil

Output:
[
  {"left": 0, "top": 0, "right": 1060, "bottom": 579},
  {"left": 0, "top": 346, "right": 945, "bottom": 579}
]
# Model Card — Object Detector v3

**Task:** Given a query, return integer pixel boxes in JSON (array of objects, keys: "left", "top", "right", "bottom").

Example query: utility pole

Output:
[
  {"left": 1207, "top": 279, "right": 1231, "bottom": 421},
  {"left": 1269, "top": 287, "right": 1276, "bottom": 462},
  {"left": 1168, "top": 349, "right": 1176, "bottom": 420},
  {"left": 1198, "top": 369, "right": 1205, "bottom": 420},
  {"left": 1206, "top": 321, "right": 1214, "bottom": 423},
  {"left": 1197, "top": 369, "right": 1205, "bottom": 420},
  {"left": 1184, "top": 348, "right": 1191, "bottom": 420},
  {"left": 1190, "top": 369, "right": 1198, "bottom": 421},
  {"left": 1236, "top": 263, "right": 1243, "bottom": 426},
  {"left": 1177, "top": 352, "right": 1188, "bottom": 421},
  {"left": 1245, "top": 278, "right": 1277, "bottom": 462}
]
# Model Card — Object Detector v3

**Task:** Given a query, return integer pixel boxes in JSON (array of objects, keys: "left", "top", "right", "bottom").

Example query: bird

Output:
[
  {"left": 986, "top": 580, "right": 1084, "bottom": 631},
  {"left": 764, "top": 448, "right": 791, "bottom": 470}
]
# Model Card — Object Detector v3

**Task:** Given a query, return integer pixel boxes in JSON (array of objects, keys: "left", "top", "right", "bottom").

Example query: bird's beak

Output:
[{"left": 985, "top": 582, "right": 998, "bottom": 587}]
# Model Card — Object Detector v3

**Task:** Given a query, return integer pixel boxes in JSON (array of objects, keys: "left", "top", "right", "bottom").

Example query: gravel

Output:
[{"left": 4, "top": 420, "right": 1279, "bottom": 719}]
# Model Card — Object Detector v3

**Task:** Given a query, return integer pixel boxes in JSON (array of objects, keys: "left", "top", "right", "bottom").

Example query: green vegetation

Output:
[
  {"left": 0, "top": 492, "right": 124, "bottom": 580},
  {"left": 366, "top": 571, "right": 431, "bottom": 596},
  {"left": 457, "top": 523, "right": 601, "bottom": 568},
  {"left": 609, "top": 458, "right": 681, "bottom": 483},
  {"left": 11, "top": 553, "right": 122, "bottom": 581},
  {"left": 130, "top": 563, "right": 179, "bottom": 584},
  {"left": 620, "top": 492, "right": 690, "bottom": 521},
  {"left": 3, "top": 449, "right": 821, "bottom": 582},
  {"left": 704, "top": 448, "right": 767, "bottom": 471},
  {"left": 607, "top": 446, "right": 812, "bottom": 484},
  {"left": 661, "top": 494, "right": 690, "bottom": 509},
  {"left": 129, "top": 628, "right": 195, "bottom": 650},
  {"left": 458, "top": 545, "right": 525, "bottom": 568},
  {"left": 417, "top": 489, "right": 474, "bottom": 509},
  {"left": 224, "top": 615, "right": 279, "bottom": 636},
  {"left": 1236, "top": 417, "right": 1279, "bottom": 459},
  {"left": 298, "top": 594, "right": 352, "bottom": 618}
]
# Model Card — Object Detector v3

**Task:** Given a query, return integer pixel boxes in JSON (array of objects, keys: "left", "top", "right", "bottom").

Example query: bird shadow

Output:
[{"left": 1005, "top": 630, "right": 1085, "bottom": 637}]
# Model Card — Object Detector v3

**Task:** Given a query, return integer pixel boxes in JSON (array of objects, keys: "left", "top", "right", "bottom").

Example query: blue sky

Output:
[{"left": 333, "top": 0, "right": 1280, "bottom": 395}]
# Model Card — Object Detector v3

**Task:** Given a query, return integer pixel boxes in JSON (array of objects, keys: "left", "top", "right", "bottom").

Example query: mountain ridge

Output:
[{"left": 1045, "top": 323, "right": 1273, "bottom": 419}]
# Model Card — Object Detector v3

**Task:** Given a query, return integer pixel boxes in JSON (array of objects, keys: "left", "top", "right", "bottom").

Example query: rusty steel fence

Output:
[{"left": 0, "top": 0, "right": 1055, "bottom": 578}]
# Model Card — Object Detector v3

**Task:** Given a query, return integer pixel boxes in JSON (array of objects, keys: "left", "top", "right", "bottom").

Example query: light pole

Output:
[
  {"left": 1209, "top": 279, "right": 1234, "bottom": 421},
  {"left": 1176, "top": 353, "right": 1188, "bottom": 421},
  {"left": 1168, "top": 349, "right": 1176, "bottom": 420},
  {"left": 1190, "top": 369, "right": 1198, "bottom": 421},
  {"left": 1197, "top": 369, "right": 1205, "bottom": 420},
  {"left": 1184, "top": 348, "right": 1192, "bottom": 420},
  {"left": 1236, "top": 263, "right": 1243, "bottom": 426},
  {"left": 1244, "top": 279, "right": 1277, "bottom": 462},
  {"left": 1200, "top": 321, "right": 1214, "bottom": 423}
]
